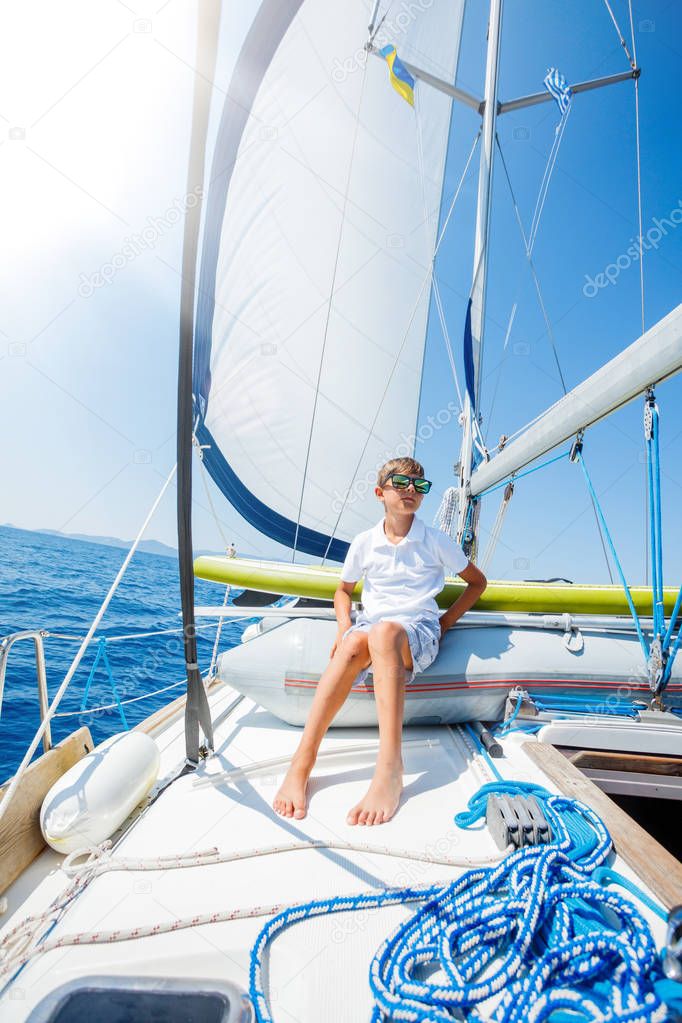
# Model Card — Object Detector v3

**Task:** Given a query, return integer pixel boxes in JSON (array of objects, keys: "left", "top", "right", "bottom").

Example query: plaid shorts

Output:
[{"left": 341, "top": 613, "right": 441, "bottom": 685}]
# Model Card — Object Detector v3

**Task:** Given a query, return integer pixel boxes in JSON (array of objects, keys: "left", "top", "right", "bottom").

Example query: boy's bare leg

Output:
[
  {"left": 347, "top": 621, "right": 412, "bottom": 827},
  {"left": 273, "top": 632, "right": 371, "bottom": 819}
]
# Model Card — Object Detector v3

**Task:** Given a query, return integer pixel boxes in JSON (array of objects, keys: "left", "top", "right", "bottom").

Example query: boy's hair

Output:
[{"left": 376, "top": 456, "right": 425, "bottom": 487}]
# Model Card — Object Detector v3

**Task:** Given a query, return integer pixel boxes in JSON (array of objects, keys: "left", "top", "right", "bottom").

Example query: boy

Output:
[{"left": 273, "top": 456, "right": 487, "bottom": 826}]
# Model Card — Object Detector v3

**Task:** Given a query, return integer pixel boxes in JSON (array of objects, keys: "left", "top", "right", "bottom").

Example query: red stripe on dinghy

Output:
[{"left": 284, "top": 677, "right": 682, "bottom": 694}]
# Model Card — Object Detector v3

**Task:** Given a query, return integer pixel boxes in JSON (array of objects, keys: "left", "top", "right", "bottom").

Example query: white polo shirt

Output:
[{"left": 340, "top": 515, "right": 469, "bottom": 624}]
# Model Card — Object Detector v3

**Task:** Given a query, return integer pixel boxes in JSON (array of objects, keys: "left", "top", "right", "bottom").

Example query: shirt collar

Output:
[{"left": 373, "top": 515, "right": 425, "bottom": 548}]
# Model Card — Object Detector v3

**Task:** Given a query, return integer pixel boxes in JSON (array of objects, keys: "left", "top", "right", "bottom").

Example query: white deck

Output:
[{"left": 0, "top": 681, "right": 669, "bottom": 1022}]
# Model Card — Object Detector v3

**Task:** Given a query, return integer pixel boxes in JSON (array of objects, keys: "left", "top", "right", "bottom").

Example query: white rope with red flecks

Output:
[{"left": 0, "top": 837, "right": 512, "bottom": 982}]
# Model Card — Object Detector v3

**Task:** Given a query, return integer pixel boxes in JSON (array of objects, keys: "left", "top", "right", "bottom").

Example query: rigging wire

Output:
[
  {"left": 0, "top": 462, "right": 179, "bottom": 830},
  {"left": 627, "top": 0, "right": 648, "bottom": 587},
  {"left": 488, "top": 133, "right": 568, "bottom": 465},
  {"left": 494, "top": 134, "right": 568, "bottom": 396},
  {"left": 482, "top": 111, "right": 574, "bottom": 471},
  {"left": 601, "top": 0, "right": 637, "bottom": 70},
  {"left": 575, "top": 448, "right": 648, "bottom": 659},
  {"left": 432, "top": 278, "right": 465, "bottom": 412},
  {"left": 478, "top": 482, "right": 513, "bottom": 573},
  {"left": 482, "top": 92, "right": 634, "bottom": 583},
  {"left": 628, "top": 0, "right": 645, "bottom": 337},
  {"left": 590, "top": 490, "right": 616, "bottom": 584},
  {"left": 527, "top": 104, "right": 572, "bottom": 254}
]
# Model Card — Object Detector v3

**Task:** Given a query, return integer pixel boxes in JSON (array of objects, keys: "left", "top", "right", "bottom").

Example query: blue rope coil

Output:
[{"left": 249, "top": 781, "right": 675, "bottom": 1022}]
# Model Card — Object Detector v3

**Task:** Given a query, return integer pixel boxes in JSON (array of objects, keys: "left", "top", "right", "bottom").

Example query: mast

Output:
[
  {"left": 456, "top": 0, "right": 503, "bottom": 552},
  {"left": 177, "top": 0, "right": 221, "bottom": 765}
]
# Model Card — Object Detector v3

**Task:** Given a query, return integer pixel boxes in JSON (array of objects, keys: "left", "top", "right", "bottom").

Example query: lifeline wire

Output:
[{"left": 0, "top": 462, "right": 179, "bottom": 830}]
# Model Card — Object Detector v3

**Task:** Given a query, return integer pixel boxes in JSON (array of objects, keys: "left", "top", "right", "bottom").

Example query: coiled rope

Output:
[{"left": 249, "top": 782, "right": 673, "bottom": 1023}]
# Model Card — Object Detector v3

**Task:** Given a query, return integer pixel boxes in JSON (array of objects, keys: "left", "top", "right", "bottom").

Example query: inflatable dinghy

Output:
[{"left": 216, "top": 616, "right": 682, "bottom": 727}]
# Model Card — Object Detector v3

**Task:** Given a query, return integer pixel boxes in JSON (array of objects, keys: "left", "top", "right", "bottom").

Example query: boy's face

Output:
[{"left": 375, "top": 473, "right": 427, "bottom": 515}]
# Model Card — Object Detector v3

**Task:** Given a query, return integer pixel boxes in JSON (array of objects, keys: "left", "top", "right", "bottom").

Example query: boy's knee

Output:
[
  {"left": 367, "top": 621, "right": 405, "bottom": 650},
  {"left": 339, "top": 632, "right": 368, "bottom": 659}
]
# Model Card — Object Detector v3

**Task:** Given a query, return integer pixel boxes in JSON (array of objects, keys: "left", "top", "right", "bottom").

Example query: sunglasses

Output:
[{"left": 381, "top": 473, "right": 432, "bottom": 494}]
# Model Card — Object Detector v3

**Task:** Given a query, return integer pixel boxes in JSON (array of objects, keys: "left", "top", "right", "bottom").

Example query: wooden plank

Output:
[
  {"left": 0, "top": 726, "right": 93, "bottom": 895},
  {"left": 523, "top": 741, "right": 682, "bottom": 911},
  {"left": 564, "top": 748, "right": 682, "bottom": 776}
]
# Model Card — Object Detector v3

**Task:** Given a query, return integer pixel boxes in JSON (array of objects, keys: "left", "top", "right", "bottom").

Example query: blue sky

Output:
[
  {"left": 418, "top": 0, "right": 682, "bottom": 585},
  {"left": 2, "top": 0, "right": 680, "bottom": 587}
]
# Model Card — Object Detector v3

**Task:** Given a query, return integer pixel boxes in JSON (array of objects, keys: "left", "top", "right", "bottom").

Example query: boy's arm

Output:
[
  {"left": 330, "top": 580, "right": 356, "bottom": 657},
  {"left": 439, "top": 562, "right": 487, "bottom": 638},
  {"left": 334, "top": 580, "right": 355, "bottom": 631}
]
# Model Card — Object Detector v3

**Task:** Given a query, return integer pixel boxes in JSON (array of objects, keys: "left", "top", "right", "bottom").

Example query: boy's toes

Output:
[{"left": 346, "top": 805, "right": 360, "bottom": 826}]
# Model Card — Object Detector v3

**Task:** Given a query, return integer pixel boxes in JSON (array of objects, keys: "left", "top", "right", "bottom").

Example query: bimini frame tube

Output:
[{"left": 469, "top": 304, "right": 682, "bottom": 497}]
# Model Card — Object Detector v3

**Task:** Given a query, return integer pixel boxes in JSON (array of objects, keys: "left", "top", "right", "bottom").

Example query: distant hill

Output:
[{"left": 1, "top": 524, "right": 223, "bottom": 559}]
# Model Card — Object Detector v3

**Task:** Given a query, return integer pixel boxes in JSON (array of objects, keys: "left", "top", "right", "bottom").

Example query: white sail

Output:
[
  {"left": 194, "top": 0, "right": 465, "bottom": 559},
  {"left": 469, "top": 303, "right": 682, "bottom": 496}
]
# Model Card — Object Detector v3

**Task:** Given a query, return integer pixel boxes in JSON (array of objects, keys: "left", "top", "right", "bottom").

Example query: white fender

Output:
[{"left": 40, "top": 731, "right": 160, "bottom": 852}]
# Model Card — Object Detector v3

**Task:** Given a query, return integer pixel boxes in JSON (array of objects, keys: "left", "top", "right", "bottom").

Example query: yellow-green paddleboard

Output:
[{"left": 193, "top": 555, "right": 675, "bottom": 616}]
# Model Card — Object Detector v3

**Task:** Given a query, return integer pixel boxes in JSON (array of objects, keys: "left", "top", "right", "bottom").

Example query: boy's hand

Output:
[
  {"left": 330, "top": 626, "right": 349, "bottom": 659},
  {"left": 439, "top": 563, "right": 488, "bottom": 640}
]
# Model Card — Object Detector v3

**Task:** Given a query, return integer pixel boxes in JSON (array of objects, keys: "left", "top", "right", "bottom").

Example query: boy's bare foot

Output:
[
  {"left": 273, "top": 756, "right": 314, "bottom": 819},
  {"left": 346, "top": 764, "right": 402, "bottom": 826}
]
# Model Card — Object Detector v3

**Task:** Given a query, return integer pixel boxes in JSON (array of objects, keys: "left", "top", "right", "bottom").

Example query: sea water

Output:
[{"left": 0, "top": 525, "right": 244, "bottom": 781}]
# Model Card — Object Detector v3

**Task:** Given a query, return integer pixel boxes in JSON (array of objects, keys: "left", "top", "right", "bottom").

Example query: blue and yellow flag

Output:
[{"left": 378, "top": 45, "right": 415, "bottom": 107}]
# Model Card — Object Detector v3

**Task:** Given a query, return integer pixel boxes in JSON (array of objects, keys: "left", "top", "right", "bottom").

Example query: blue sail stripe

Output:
[
  {"left": 463, "top": 297, "right": 476, "bottom": 410},
  {"left": 197, "top": 420, "right": 349, "bottom": 561}
]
